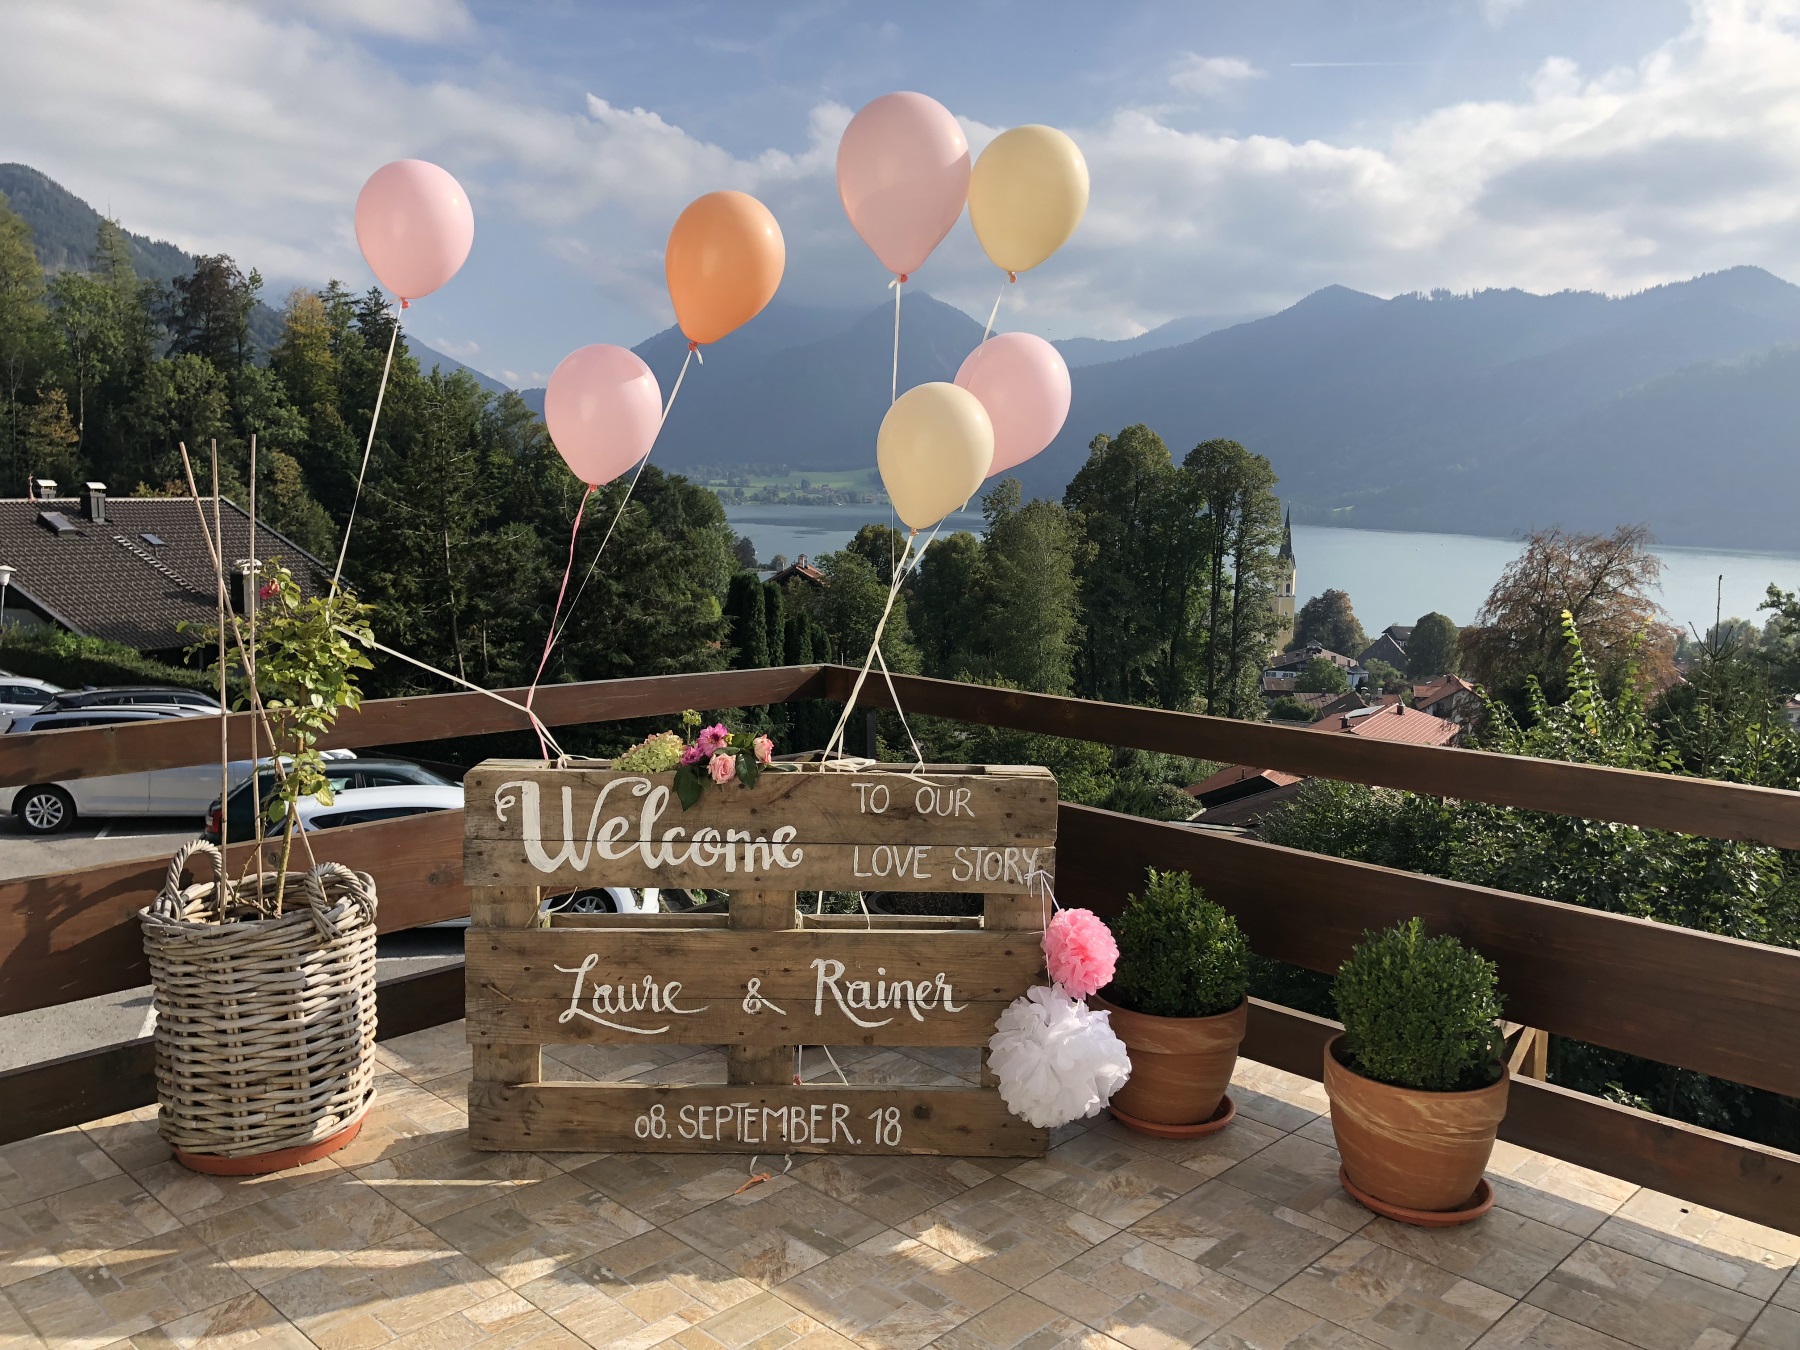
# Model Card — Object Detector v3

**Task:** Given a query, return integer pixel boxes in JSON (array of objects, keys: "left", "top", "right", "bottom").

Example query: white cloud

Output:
[
  {"left": 275, "top": 0, "right": 474, "bottom": 42},
  {"left": 1167, "top": 54, "right": 1265, "bottom": 99},
  {"left": 428, "top": 336, "right": 481, "bottom": 359},
  {"left": 2, "top": 0, "right": 1798, "bottom": 363}
]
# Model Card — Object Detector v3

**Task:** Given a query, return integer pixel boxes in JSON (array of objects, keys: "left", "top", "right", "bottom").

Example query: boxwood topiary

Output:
[
  {"left": 1332, "top": 918, "right": 1506, "bottom": 1092},
  {"left": 1105, "top": 869, "right": 1249, "bottom": 1019}
]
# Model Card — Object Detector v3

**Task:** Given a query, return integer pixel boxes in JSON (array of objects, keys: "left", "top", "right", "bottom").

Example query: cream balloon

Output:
[
  {"left": 877, "top": 383, "right": 994, "bottom": 531},
  {"left": 968, "top": 125, "right": 1089, "bottom": 274}
]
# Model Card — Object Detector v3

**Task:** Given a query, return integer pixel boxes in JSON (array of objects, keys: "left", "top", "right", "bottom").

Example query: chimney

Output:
[
  {"left": 1339, "top": 716, "right": 1352, "bottom": 729},
  {"left": 81, "top": 482, "right": 106, "bottom": 523},
  {"left": 33, "top": 478, "right": 57, "bottom": 500},
  {"left": 228, "top": 561, "right": 253, "bottom": 616}
]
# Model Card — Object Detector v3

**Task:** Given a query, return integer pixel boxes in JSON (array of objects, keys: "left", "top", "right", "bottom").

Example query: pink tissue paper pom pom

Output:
[
  {"left": 697, "top": 723, "right": 730, "bottom": 754},
  {"left": 709, "top": 752, "right": 737, "bottom": 784},
  {"left": 753, "top": 734, "right": 774, "bottom": 765},
  {"left": 1043, "top": 908, "right": 1118, "bottom": 999},
  {"left": 678, "top": 745, "right": 705, "bottom": 767}
]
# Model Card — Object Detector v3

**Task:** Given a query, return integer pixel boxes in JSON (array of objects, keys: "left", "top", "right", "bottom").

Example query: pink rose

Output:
[
  {"left": 709, "top": 752, "right": 736, "bottom": 785},
  {"left": 258, "top": 580, "right": 279, "bottom": 600},
  {"left": 697, "top": 723, "right": 729, "bottom": 755},
  {"left": 678, "top": 745, "right": 704, "bottom": 767},
  {"left": 753, "top": 734, "right": 774, "bottom": 766},
  {"left": 1043, "top": 908, "right": 1119, "bottom": 1000}
]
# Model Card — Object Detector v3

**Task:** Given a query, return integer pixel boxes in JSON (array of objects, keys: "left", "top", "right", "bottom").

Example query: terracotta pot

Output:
[
  {"left": 1092, "top": 993, "right": 1246, "bottom": 1127},
  {"left": 1322, "top": 1034, "right": 1509, "bottom": 1213}
]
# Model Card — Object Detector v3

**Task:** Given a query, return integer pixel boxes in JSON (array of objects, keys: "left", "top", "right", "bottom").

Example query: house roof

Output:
[
  {"left": 1357, "top": 633, "right": 1408, "bottom": 668},
  {"left": 1269, "top": 644, "right": 1357, "bottom": 672},
  {"left": 1319, "top": 702, "right": 1460, "bottom": 746},
  {"left": 0, "top": 490, "right": 326, "bottom": 651},
  {"left": 1385, "top": 625, "right": 1415, "bottom": 643},
  {"left": 1193, "top": 779, "right": 1306, "bottom": 828},
  {"left": 768, "top": 553, "right": 827, "bottom": 587},
  {"left": 1185, "top": 764, "right": 1303, "bottom": 802},
  {"left": 1412, "top": 675, "right": 1478, "bottom": 712}
]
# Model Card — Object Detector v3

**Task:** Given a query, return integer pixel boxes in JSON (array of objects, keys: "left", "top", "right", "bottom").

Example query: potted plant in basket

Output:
[
  {"left": 1092, "top": 868, "right": 1250, "bottom": 1137},
  {"left": 142, "top": 562, "right": 381, "bottom": 1176},
  {"left": 1325, "top": 917, "right": 1509, "bottom": 1223}
]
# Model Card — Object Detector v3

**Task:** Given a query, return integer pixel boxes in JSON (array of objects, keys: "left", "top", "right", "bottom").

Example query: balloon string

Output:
[
  {"left": 524, "top": 483, "right": 595, "bottom": 757},
  {"left": 888, "top": 273, "right": 907, "bottom": 405},
  {"left": 822, "top": 533, "right": 914, "bottom": 765},
  {"left": 980, "top": 273, "right": 1016, "bottom": 345},
  {"left": 330, "top": 302, "right": 401, "bottom": 597},
  {"left": 340, "top": 626, "right": 565, "bottom": 761},
  {"left": 819, "top": 518, "right": 943, "bottom": 766},
  {"left": 544, "top": 343, "right": 696, "bottom": 660}
]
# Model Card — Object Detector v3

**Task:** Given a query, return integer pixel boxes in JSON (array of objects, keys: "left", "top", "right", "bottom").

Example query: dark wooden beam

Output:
[
  {"left": 1057, "top": 804, "right": 1800, "bottom": 1100},
  {"left": 0, "top": 665, "right": 831, "bottom": 789},
  {"left": 1242, "top": 997, "right": 1800, "bottom": 1238},
  {"left": 0, "top": 963, "right": 465, "bottom": 1147},
  {"left": 0, "top": 810, "right": 471, "bottom": 1017},
  {"left": 839, "top": 667, "right": 1800, "bottom": 851}
]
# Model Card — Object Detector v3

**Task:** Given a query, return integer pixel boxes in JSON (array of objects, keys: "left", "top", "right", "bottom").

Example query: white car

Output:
[
  {"left": 0, "top": 675, "right": 60, "bottom": 725},
  {"left": 294, "top": 783, "right": 468, "bottom": 832},
  {"left": 2, "top": 706, "right": 254, "bottom": 834}
]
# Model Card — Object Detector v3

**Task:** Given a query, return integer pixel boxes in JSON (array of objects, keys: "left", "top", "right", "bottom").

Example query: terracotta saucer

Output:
[
  {"left": 1338, "top": 1165, "right": 1496, "bottom": 1227},
  {"left": 1108, "top": 1093, "right": 1236, "bottom": 1139},
  {"left": 174, "top": 1118, "right": 363, "bottom": 1176}
]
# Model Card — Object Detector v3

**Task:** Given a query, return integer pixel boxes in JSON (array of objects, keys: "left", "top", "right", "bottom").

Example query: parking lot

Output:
[{"left": 0, "top": 812, "right": 201, "bottom": 881}]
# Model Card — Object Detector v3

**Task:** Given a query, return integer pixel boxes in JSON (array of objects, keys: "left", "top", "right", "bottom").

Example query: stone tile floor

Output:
[{"left": 3, "top": 1024, "right": 1796, "bottom": 1350}]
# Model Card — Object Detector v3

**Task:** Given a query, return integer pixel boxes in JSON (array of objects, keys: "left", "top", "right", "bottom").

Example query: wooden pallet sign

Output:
[{"left": 463, "top": 760, "right": 1057, "bottom": 1157}]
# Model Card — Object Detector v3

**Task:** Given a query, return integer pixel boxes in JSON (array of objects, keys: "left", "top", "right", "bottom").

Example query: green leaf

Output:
[{"left": 674, "top": 767, "right": 704, "bottom": 811}]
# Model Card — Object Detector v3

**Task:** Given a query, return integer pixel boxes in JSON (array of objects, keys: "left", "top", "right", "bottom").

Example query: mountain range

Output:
[
  {"left": 546, "top": 266, "right": 1800, "bottom": 550},
  {"left": 0, "top": 163, "right": 506, "bottom": 394},
  {"left": 9, "top": 163, "right": 1797, "bottom": 549}
]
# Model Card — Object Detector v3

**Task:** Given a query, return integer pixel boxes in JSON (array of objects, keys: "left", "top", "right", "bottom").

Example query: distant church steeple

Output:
[{"left": 1273, "top": 506, "right": 1297, "bottom": 648}]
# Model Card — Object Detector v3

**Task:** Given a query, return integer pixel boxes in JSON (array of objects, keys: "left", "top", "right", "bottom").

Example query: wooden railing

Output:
[{"left": 0, "top": 664, "right": 1793, "bottom": 1232}]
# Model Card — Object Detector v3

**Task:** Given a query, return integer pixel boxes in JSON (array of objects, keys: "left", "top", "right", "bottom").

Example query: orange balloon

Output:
[{"left": 664, "top": 190, "right": 785, "bottom": 345}]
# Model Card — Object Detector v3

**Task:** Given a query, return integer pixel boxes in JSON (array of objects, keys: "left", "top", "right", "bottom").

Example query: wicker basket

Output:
[{"left": 141, "top": 840, "right": 379, "bottom": 1161}]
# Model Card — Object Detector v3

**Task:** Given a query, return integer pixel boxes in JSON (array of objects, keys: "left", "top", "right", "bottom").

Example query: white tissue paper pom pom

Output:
[{"left": 987, "top": 985, "right": 1132, "bottom": 1128}]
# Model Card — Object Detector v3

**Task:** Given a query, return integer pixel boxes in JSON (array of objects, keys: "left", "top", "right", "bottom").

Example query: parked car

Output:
[
  {"left": 38, "top": 686, "right": 221, "bottom": 713},
  {"left": 295, "top": 783, "right": 467, "bottom": 832},
  {"left": 0, "top": 676, "right": 60, "bottom": 726},
  {"left": 206, "top": 757, "right": 450, "bottom": 842},
  {"left": 1, "top": 706, "right": 241, "bottom": 834}
]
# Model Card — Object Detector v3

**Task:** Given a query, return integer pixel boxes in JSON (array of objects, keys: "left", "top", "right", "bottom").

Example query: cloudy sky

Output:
[{"left": 4, "top": 0, "right": 1797, "bottom": 386}]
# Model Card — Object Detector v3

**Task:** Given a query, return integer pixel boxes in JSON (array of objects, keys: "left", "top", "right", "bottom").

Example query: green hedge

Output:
[{"left": 0, "top": 627, "right": 215, "bottom": 693}]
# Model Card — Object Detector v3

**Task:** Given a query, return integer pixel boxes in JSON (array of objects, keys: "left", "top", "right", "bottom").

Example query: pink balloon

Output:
[
  {"left": 354, "top": 160, "right": 474, "bottom": 302},
  {"left": 543, "top": 345, "right": 664, "bottom": 487},
  {"left": 955, "top": 333, "right": 1072, "bottom": 477},
  {"left": 836, "top": 92, "right": 970, "bottom": 278}
]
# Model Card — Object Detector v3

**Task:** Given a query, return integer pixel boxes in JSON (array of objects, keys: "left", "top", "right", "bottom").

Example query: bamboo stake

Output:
[
  {"left": 211, "top": 442, "right": 228, "bottom": 871},
  {"left": 248, "top": 434, "right": 262, "bottom": 867}
]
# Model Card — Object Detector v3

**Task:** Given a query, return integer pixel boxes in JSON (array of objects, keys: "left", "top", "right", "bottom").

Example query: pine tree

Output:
[{"left": 725, "top": 572, "right": 770, "bottom": 669}]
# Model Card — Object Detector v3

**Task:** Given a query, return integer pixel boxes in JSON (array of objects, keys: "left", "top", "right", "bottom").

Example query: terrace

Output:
[{"left": 1, "top": 664, "right": 1796, "bottom": 1349}]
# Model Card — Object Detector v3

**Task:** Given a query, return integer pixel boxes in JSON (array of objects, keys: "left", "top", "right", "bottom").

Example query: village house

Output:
[
  {"left": 1411, "top": 673, "right": 1481, "bottom": 727},
  {"left": 0, "top": 481, "right": 327, "bottom": 659},
  {"left": 1356, "top": 623, "right": 1412, "bottom": 671}
]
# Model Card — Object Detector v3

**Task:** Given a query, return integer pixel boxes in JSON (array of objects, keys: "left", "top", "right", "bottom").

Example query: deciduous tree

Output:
[
  {"left": 1406, "top": 611, "right": 1460, "bottom": 679},
  {"left": 1291, "top": 589, "right": 1366, "bottom": 657}
]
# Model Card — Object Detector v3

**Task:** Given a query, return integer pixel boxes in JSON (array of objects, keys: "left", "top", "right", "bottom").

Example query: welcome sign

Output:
[{"left": 463, "top": 761, "right": 1058, "bottom": 1157}]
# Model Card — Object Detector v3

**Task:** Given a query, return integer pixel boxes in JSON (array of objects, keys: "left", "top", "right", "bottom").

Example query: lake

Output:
[{"left": 723, "top": 503, "right": 1800, "bottom": 638}]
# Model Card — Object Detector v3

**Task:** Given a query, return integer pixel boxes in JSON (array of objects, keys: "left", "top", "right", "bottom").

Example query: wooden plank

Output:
[
  {"left": 0, "top": 962, "right": 467, "bottom": 1148},
  {"left": 981, "top": 892, "right": 1044, "bottom": 1086},
  {"left": 727, "top": 891, "right": 797, "bottom": 1087},
  {"left": 464, "top": 929, "right": 1043, "bottom": 1047},
  {"left": 463, "top": 762, "right": 1058, "bottom": 845},
  {"left": 547, "top": 912, "right": 732, "bottom": 928},
  {"left": 799, "top": 913, "right": 985, "bottom": 930},
  {"left": 467, "top": 1082, "right": 1048, "bottom": 1156},
  {"left": 0, "top": 808, "right": 474, "bottom": 1018},
  {"left": 1058, "top": 804, "right": 1800, "bottom": 1100},
  {"left": 838, "top": 667, "right": 1800, "bottom": 851},
  {"left": 1239, "top": 997, "right": 1800, "bottom": 1239},
  {"left": 468, "top": 886, "right": 540, "bottom": 1088},
  {"left": 464, "top": 838, "right": 1055, "bottom": 893},
  {"left": 0, "top": 665, "right": 832, "bottom": 789}
]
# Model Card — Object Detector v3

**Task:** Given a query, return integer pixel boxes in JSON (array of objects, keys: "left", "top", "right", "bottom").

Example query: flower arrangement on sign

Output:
[
  {"left": 986, "top": 903, "right": 1132, "bottom": 1128},
  {"left": 612, "top": 711, "right": 779, "bottom": 811}
]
